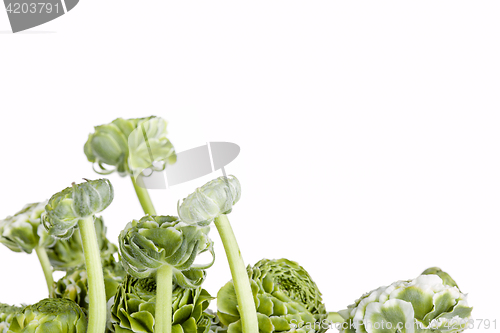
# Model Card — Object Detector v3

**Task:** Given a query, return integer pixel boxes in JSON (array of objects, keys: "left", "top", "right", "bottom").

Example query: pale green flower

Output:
[
  {"left": 0, "top": 202, "right": 55, "bottom": 254},
  {"left": 118, "top": 215, "right": 215, "bottom": 288},
  {"left": 84, "top": 116, "right": 176, "bottom": 177},
  {"left": 178, "top": 175, "right": 257, "bottom": 333},
  {"left": 177, "top": 175, "right": 240, "bottom": 225},
  {"left": 217, "top": 259, "right": 329, "bottom": 333},
  {"left": 41, "top": 178, "right": 114, "bottom": 333},
  {"left": 42, "top": 179, "right": 114, "bottom": 239},
  {"left": 338, "top": 272, "right": 472, "bottom": 333}
]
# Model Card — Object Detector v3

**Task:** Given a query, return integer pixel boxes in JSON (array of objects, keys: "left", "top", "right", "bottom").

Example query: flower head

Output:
[
  {"left": 119, "top": 215, "right": 215, "bottom": 288},
  {"left": 0, "top": 201, "right": 55, "bottom": 254},
  {"left": 42, "top": 179, "right": 114, "bottom": 239},
  {"left": 84, "top": 116, "right": 176, "bottom": 177},
  {"left": 217, "top": 258, "right": 328, "bottom": 333},
  {"left": 177, "top": 175, "right": 241, "bottom": 225},
  {"left": 7, "top": 298, "right": 87, "bottom": 333},
  {"left": 338, "top": 272, "right": 472, "bottom": 333}
]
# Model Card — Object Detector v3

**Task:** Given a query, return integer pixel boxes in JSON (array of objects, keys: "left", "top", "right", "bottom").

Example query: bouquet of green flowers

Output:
[{"left": 0, "top": 116, "right": 473, "bottom": 333}]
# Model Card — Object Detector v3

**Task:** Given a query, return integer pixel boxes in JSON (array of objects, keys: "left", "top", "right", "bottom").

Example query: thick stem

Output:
[
  {"left": 328, "top": 312, "right": 345, "bottom": 324},
  {"left": 78, "top": 216, "right": 106, "bottom": 333},
  {"left": 155, "top": 265, "right": 173, "bottom": 333},
  {"left": 131, "top": 176, "right": 157, "bottom": 215},
  {"left": 214, "top": 215, "right": 258, "bottom": 333},
  {"left": 35, "top": 246, "right": 54, "bottom": 297}
]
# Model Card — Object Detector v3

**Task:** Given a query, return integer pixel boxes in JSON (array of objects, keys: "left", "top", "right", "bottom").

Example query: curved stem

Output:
[
  {"left": 131, "top": 176, "right": 157, "bottom": 215},
  {"left": 214, "top": 214, "right": 258, "bottom": 333},
  {"left": 35, "top": 246, "right": 54, "bottom": 297},
  {"left": 78, "top": 216, "right": 106, "bottom": 333},
  {"left": 155, "top": 265, "right": 173, "bottom": 333}
]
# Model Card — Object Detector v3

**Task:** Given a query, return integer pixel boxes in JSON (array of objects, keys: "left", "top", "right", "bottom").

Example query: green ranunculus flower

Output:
[
  {"left": 42, "top": 178, "right": 114, "bottom": 333},
  {"left": 53, "top": 256, "right": 126, "bottom": 312},
  {"left": 84, "top": 116, "right": 177, "bottom": 177},
  {"left": 0, "top": 303, "right": 24, "bottom": 333},
  {"left": 0, "top": 202, "right": 59, "bottom": 296},
  {"left": 177, "top": 176, "right": 240, "bottom": 225},
  {"left": 338, "top": 272, "right": 472, "bottom": 333},
  {"left": 217, "top": 258, "right": 329, "bottom": 333},
  {"left": 7, "top": 298, "right": 87, "bottom": 333},
  {"left": 0, "top": 202, "right": 55, "bottom": 254},
  {"left": 46, "top": 216, "right": 117, "bottom": 271},
  {"left": 118, "top": 215, "right": 215, "bottom": 288},
  {"left": 110, "top": 275, "right": 214, "bottom": 333},
  {"left": 42, "top": 179, "right": 114, "bottom": 239},
  {"left": 178, "top": 175, "right": 258, "bottom": 333}
]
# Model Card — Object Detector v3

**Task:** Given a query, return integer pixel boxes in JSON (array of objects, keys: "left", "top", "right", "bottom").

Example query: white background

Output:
[{"left": 1, "top": 2, "right": 499, "bottom": 332}]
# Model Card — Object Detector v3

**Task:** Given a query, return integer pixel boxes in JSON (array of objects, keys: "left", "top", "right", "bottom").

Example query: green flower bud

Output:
[
  {"left": 84, "top": 116, "right": 177, "bottom": 177},
  {"left": 7, "top": 298, "right": 87, "bottom": 333},
  {"left": 42, "top": 179, "right": 114, "bottom": 239},
  {"left": 217, "top": 258, "right": 328, "bottom": 333},
  {"left": 46, "top": 216, "right": 117, "bottom": 271},
  {"left": 338, "top": 273, "right": 473, "bottom": 333},
  {"left": 110, "top": 275, "right": 214, "bottom": 333},
  {"left": 53, "top": 256, "right": 126, "bottom": 312},
  {"left": 119, "top": 215, "right": 215, "bottom": 288},
  {"left": 0, "top": 303, "right": 24, "bottom": 333},
  {"left": 421, "top": 267, "right": 459, "bottom": 290},
  {"left": 0, "top": 202, "right": 55, "bottom": 254},
  {"left": 177, "top": 176, "right": 241, "bottom": 225}
]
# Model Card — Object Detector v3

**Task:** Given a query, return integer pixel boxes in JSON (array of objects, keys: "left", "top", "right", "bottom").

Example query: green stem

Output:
[
  {"left": 35, "top": 246, "right": 54, "bottom": 297},
  {"left": 131, "top": 176, "right": 157, "bottom": 215},
  {"left": 214, "top": 214, "right": 258, "bottom": 333},
  {"left": 155, "top": 265, "right": 173, "bottom": 333},
  {"left": 328, "top": 312, "right": 345, "bottom": 324},
  {"left": 78, "top": 216, "right": 106, "bottom": 333}
]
